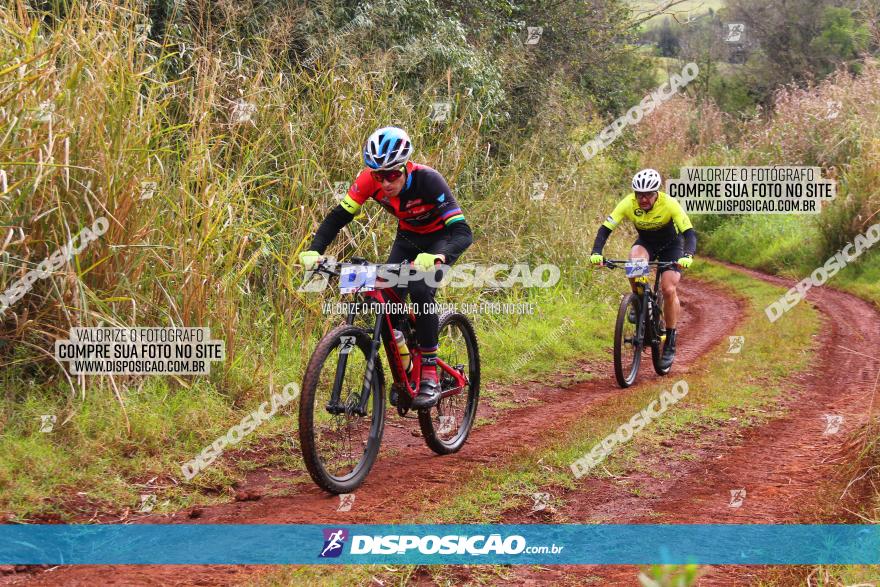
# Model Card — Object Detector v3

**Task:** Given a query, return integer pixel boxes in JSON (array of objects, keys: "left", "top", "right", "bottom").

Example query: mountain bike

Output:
[
  {"left": 603, "top": 259, "right": 678, "bottom": 388},
  {"left": 298, "top": 257, "right": 480, "bottom": 494}
]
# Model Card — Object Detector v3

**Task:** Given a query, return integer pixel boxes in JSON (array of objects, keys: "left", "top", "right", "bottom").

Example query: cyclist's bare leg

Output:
[
  {"left": 660, "top": 270, "right": 681, "bottom": 328},
  {"left": 628, "top": 244, "right": 650, "bottom": 294}
]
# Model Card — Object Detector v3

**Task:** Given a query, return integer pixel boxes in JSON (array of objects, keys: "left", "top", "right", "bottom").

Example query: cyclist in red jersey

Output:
[{"left": 300, "top": 126, "right": 473, "bottom": 408}]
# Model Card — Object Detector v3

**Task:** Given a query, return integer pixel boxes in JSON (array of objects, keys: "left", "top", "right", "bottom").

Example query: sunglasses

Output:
[
  {"left": 635, "top": 191, "right": 657, "bottom": 200},
  {"left": 371, "top": 167, "right": 405, "bottom": 183}
]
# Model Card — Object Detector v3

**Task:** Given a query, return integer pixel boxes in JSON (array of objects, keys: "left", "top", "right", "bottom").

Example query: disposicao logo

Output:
[
  {"left": 319, "top": 528, "right": 348, "bottom": 558},
  {"left": 317, "top": 530, "right": 564, "bottom": 558},
  {"left": 348, "top": 534, "right": 528, "bottom": 555}
]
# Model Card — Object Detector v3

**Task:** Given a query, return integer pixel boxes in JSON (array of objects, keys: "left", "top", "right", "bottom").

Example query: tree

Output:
[
  {"left": 726, "top": 0, "right": 872, "bottom": 100},
  {"left": 656, "top": 18, "right": 681, "bottom": 57},
  {"left": 810, "top": 7, "right": 870, "bottom": 75}
]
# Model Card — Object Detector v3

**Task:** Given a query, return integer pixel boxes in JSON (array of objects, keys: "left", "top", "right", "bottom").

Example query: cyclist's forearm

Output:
[
  {"left": 308, "top": 205, "right": 355, "bottom": 254},
  {"left": 439, "top": 220, "right": 473, "bottom": 265},
  {"left": 682, "top": 228, "right": 697, "bottom": 256},
  {"left": 591, "top": 225, "right": 613, "bottom": 254}
]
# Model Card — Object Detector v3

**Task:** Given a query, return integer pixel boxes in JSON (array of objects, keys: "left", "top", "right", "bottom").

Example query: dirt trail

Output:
[
  {"left": 506, "top": 263, "right": 880, "bottom": 586},
  {"left": 4, "top": 279, "right": 744, "bottom": 586}
]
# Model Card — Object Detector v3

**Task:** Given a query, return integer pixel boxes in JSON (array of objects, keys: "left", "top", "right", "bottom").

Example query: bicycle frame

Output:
[
  {"left": 605, "top": 259, "right": 675, "bottom": 347},
  {"left": 632, "top": 266, "right": 663, "bottom": 346},
  {"left": 318, "top": 260, "right": 468, "bottom": 416}
]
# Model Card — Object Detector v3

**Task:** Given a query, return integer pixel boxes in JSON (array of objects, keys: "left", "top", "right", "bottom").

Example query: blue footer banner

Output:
[{"left": 1, "top": 524, "right": 879, "bottom": 565}]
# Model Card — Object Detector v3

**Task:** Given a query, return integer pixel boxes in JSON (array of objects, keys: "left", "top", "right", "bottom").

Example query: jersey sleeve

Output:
[
  {"left": 602, "top": 196, "right": 632, "bottom": 231},
  {"left": 425, "top": 170, "right": 465, "bottom": 226},
  {"left": 339, "top": 170, "right": 374, "bottom": 214},
  {"left": 669, "top": 196, "right": 694, "bottom": 233}
]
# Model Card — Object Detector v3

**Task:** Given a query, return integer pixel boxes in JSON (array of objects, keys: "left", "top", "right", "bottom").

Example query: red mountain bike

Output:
[{"left": 298, "top": 258, "right": 480, "bottom": 493}]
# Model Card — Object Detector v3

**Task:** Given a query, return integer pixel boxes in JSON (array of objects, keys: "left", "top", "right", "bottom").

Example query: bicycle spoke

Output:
[
  {"left": 622, "top": 301, "right": 638, "bottom": 370},
  {"left": 435, "top": 321, "right": 468, "bottom": 441},
  {"left": 614, "top": 293, "right": 642, "bottom": 387},
  {"left": 312, "top": 344, "right": 375, "bottom": 480}
]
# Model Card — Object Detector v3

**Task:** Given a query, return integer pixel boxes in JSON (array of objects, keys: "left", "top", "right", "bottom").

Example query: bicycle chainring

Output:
[{"left": 392, "top": 383, "right": 413, "bottom": 417}]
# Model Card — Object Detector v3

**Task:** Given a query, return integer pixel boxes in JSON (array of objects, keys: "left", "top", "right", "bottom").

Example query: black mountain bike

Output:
[
  {"left": 603, "top": 259, "right": 678, "bottom": 388},
  {"left": 298, "top": 257, "right": 480, "bottom": 494}
]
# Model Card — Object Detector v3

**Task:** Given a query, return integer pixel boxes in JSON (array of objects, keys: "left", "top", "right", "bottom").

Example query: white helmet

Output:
[
  {"left": 632, "top": 168, "right": 662, "bottom": 192},
  {"left": 363, "top": 126, "right": 413, "bottom": 170}
]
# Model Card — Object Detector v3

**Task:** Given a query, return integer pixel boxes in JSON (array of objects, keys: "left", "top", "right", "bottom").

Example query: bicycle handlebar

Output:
[
  {"left": 307, "top": 258, "right": 410, "bottom": 280},
  {"left": 311, "top": 259, "right": 341, "bottom": 277},
  {"left": 602, "top": 259, "right": 680, "bottom": 269}
]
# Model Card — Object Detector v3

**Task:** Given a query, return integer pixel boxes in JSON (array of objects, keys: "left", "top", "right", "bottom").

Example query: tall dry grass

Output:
[
  {"left": 743, "top": 63, "right": 880, "bottom": 252},
  {"left": 631, "top": 94, "right": 727, "bottom": 176},
  {"left": 0, "top": 1, "right": 625, "bottom": 399}
]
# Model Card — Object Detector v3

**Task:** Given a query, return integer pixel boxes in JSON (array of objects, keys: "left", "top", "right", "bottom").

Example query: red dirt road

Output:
[
  {"left": 507, "top": 263, "right": 880, "bottom": 586},
  {"left": 5, "top": 263, "right": 879, "bottom": 586}
]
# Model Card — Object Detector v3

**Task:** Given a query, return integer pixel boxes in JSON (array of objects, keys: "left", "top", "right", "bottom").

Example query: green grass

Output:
[
  {"left": 699, "top": 215, "right": 880, "bottom": 306},
  {"left": 0, "top": 0, "right": 643, "bottom": 521},
  {"left": 480, "top": 286, "right": 613, "bottom": 384},
  {"left": 0, "top": 376, "right": 280, "bottom": 520},
  {"left": 697, "top": 215, "right": 825, "bottom": 274},
  {"left": 0, "top": 0, "right": 642, "bottom": 522},
  {"left": 834, "top": 255, "right": 880, "bottom": 305},
  {"left": 0, "top": 282, "right": 613, "bottom": 521},
  {"left": 696, "top": 219, "right": 880, "bottom": 587}
]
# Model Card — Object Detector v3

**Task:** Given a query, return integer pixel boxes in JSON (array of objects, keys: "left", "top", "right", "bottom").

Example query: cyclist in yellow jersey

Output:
[{"left": 589, "top": 169, "right": 697, "bottom": 369}]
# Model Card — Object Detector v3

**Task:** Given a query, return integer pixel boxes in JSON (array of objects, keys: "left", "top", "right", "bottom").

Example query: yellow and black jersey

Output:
[
  {"left": 602, "top": 191, "right": 693, "bottom": 246},
  {"left": 592, "top": 191, "right": 697, "bottom": 257}
]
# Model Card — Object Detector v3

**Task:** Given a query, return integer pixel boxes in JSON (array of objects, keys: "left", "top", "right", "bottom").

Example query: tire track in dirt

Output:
[
  {"left": 506, "top": 262, "right": 880, "bottom": 587},
  {"left": 5, "top": 280, "right": 744, "bottom": 586}
]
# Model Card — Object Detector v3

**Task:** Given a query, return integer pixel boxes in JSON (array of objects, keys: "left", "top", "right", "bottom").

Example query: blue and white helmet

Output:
[
  {"left": 363, "top": 126, "right": 413, "bottom": 170},
  {"left": 632, "top": 168, "right": 662, "bottom": 192}
]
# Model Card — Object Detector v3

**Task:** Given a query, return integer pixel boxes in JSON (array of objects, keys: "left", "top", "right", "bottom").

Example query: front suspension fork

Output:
[
  {"left": 634, "top": 289, "right": 650, "bottom": 347},
  {"left": 326, "top": 307, "right": 383, "bottom": 417}
]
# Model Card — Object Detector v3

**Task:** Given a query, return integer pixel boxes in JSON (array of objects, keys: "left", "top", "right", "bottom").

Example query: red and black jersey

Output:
[
  {"left": 345, "top": 161, "right": 466, "bottom": 234},
  {"left": 308, "top": 161, "right": 472, "bottom": 265}
]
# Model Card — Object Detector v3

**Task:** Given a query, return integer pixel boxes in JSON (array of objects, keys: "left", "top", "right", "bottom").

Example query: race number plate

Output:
[
  {"left": 624, "top": 260, "right": 651, "bottom": 278},
  {"left": 340, "top": 264, "right": 377, "bottom": 293}
]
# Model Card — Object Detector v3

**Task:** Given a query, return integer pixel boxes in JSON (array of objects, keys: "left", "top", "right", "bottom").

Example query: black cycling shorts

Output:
[{"left": 633, "top": 236, "right": 683, "bottom": 274}]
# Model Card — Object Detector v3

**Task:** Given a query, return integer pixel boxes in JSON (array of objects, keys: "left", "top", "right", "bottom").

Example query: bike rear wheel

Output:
[
  {"left": 614, "top": 293, "right": 642, "bottom": 388},
  {"left": 651, "top": 290, "right": 672, "bottom": 375},
  {"left": 299, "top": 323, "right": 385, "bottom": 494},
  {"left": 419, "top": 311, "right": 480, "bottom": 455}
]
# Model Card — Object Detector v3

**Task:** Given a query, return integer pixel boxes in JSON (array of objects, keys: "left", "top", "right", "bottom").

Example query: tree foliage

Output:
[{"left": 726, "top": 0, "right": 872, "bottom": 102}]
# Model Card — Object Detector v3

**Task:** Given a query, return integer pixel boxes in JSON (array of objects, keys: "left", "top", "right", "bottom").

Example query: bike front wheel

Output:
[
  {"left": 614, "top": 293, "right": 643, "bottom": 388},
  {"left": 299, "top": 323, "right": 385, "bottom": 494},
  {"left": 419, "top": 311, "right": 480, "bottom": 455}
]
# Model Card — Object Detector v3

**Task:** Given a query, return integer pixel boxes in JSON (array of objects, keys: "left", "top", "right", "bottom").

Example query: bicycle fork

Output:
[
  {"left": 633, "top": 281, "right": 650, "bottom": 347},
  {"left": 326, "top": 308, "right": 383, "bottom": 418}
]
